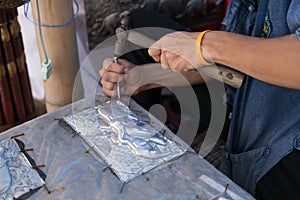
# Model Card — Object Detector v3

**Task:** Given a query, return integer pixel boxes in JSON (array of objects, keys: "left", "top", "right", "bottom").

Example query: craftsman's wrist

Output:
[
  {"left": 201, "top": 31, "right": 223, "bottom": 65},
  {"left": 195, "top": 31, "right": 214, "bottom": 65}
]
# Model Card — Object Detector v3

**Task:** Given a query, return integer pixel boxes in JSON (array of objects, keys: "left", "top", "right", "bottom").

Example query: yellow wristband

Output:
[{"left": 195, "top": 30, "right": 213, "bottom": 66}]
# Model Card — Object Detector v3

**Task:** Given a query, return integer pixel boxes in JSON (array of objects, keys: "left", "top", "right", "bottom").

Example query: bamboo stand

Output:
[{"left": 31, "top": 0, "right": 82, "bottom": 112}]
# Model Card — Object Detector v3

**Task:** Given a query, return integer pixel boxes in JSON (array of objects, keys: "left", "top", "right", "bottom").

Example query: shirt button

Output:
[{"left": 248, "top": 5, "right": 255, "bottom": 12}]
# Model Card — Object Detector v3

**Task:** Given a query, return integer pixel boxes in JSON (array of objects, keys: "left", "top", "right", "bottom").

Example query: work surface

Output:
[{"left": 0, "top": 98, "right": 254, "bottom": 200}]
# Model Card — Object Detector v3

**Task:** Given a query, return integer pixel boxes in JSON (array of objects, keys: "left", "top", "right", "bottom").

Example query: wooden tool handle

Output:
[{"left": 201, "top": 65, "right": 244, "bottom": 89}]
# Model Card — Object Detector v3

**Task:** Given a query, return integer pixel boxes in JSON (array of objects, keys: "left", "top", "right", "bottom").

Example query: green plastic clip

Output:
[{"left": 41, "top": 59, "right": 52, "bottom": 80}]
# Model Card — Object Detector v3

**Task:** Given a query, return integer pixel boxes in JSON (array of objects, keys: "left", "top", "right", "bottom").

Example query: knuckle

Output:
[
  {"left": 103, "top": 58, "right": 113, "bottom": 67},
  {"left": 165, "top": 52, "right": 175, "bottom": 60},
  {"left": 105, "top": 63, "right": 113, "bottom": 71},
  {"left": 103, "top": 87, "right": 113, "bottom": 97},
  {"left": 100, "top": 78, "right": 105, "bottom": 85},
  {"left": 103, "top": 88, "right": 109, "bottom": 96},
  {"left": 110, "top": 63, "right": 125, "bottom": 73},
  {"left": 107, "top": 83, "right": 115, "bottom": 90},
  {"left": 148, "top": 48, "right": 154, "bottom": 55},
  {"left": 165, "top": 53, "right": 171, "bottom": 59},
  {"left": 101, "top": 72, "right": 109, "bottom": 81}
]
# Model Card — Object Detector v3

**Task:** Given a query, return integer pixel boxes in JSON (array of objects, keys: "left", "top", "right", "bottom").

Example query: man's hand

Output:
[
  {"left": 148, "top": 31, "right": 204, "bottom": 72},
  {"left": 100, "top": 58, "right": 136, "bottom": 97}
]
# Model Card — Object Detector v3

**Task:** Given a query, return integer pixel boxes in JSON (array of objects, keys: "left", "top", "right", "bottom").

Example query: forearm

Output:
[
  {"left": 203, "top": 31, "right": 300, "bottom": 89},
  {"left": 140, "top": 69, "right": 206, "bottom": 92}
]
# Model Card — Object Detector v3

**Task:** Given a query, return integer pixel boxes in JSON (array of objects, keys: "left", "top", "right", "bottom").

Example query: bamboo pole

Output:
[{"left": 31, "top": 0, "right": 82, "bottom": 112}]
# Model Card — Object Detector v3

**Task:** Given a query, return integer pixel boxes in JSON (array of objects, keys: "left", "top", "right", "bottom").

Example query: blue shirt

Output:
[{"left": 220, "top": 0, "right": 300, "bottom": 195}]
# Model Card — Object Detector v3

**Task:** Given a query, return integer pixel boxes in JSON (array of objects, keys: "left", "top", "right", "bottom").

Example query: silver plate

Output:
[
  {"left": 0, "top": 138, "right": 45, "bottom": 199},
  {"left": 63, "top": 98, "right": 187, "bottom": 183}
]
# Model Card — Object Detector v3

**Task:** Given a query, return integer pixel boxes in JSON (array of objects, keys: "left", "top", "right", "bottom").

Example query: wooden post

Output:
[{"left": 31, "top": 0, "right": 82, "bottom": 112}]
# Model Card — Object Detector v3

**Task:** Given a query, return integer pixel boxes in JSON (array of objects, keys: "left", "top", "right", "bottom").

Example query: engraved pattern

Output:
[
  {"left": 0, "top": 138, "right": 44, "bottom": 199},
  {"left": 63, "top": 100, "right": 186, "bottom": 183}
]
